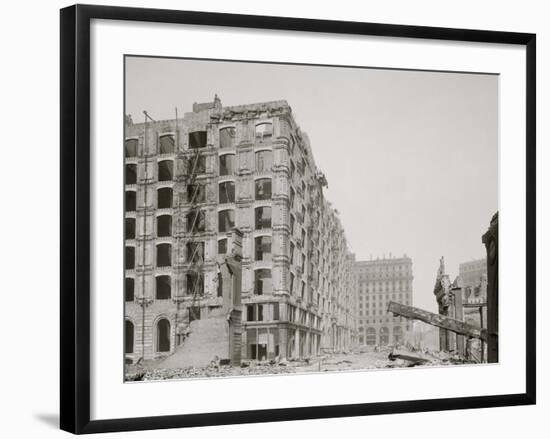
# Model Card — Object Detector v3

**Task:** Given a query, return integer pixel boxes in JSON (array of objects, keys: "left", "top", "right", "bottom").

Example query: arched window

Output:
[
  {"left": 218, "top": 209, "right": 235, "bottom": 233},
  {"left": 125, "top": 191, "right": 136, "bottom": 212},
  {"left": 125, "top": 278, "right": 134, "bottom": 302},
  {"left": 255, "top": 206, "right": 272, "bottom": 229},
  {"left": 125, "top": 320, "right": 134, "bottom": 354},
  {"left": 219, "top": 154, "right": 235, "bottom": 175},
  {"left": 157, "top": 187, "right": 173, "bottom": 209},
  {"left": 125, "top": 164, "right": 137, "bottom": 184},
  {"left": 156, "top": 319, "right": 171, "bottom": 352},
  {"left": 157, "top": 215, "right": 172, "bottom": 237},
  {"left": 255, "top": 150, "right": 273, "bottom": 173},
  {"left": 219, "top": 127, "right": 236, "bottom": 149},
  {"left": 187, "top": 183, "right": 205, "bottom": 203},
  {"left": 379, "top": 327, "right": 390, "bottom": 346},
  {"left": 219, "top": 181, "right": 235, "bottom": 203},
  {"left": 186, "top": 241, "right": 204, "bottom": 263},
  {"left": 366, "top": 327, "right": 376, "bottom": 345},
  {"left": 125, "top": 139, "right": 138, "bottom": 158},
  {"left": 255, "top": 178, "right": 272, "bottom": 200},
  {"left": 159, "top": 134, "right": 175, "bottom": 154},
  {"left": 125, "top": 246, "right": 135, "bottom": 270},
  {"left": 156, "top": 243, "right": 172, "bottom": 267},
  {"left": 254, "top": 269, "right": 272, "bottom": 295},
  {"left": 156, "top": 275, "right": 171, "bottom": 300},
  {"left": 158, "top": 160, "right": 173, "bottom": 181},
  {"left": 125, "top": 218, "right": 135, "bottom": 240}
]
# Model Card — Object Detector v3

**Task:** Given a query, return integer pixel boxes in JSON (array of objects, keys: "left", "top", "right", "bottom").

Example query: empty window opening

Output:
[
  {"left": 255, "top": 206, "right": 272, "bottom": 229},
  {"left": 156, "top": 243, "right": 172, "bottom": 267},
  {"left": 186, "top": 241, "right": 204, "bottom": 263},
  {"left": 189, "top": 131, "right": 207, "bottom": 148},
  {"left": 156, "top": 319, "right": 171, "bottom": 352},
  {"left": 219, "top": 127, "right": 236, "bottom": 149},
  {"left": 219, "top": 181, "right": 235, "bottom": 203},
  {"left": 273, "top": 303, "right": 280, "bottom": 320},
  {"left": 218, "top": 209, "right": 235, "bottom": 233},
  {"left": 255, "top": 178, "right": 272, "bottom": 200},
  {"left": 217, "top": 272, "right": 223, "bottom": 297},
  {"left": 125, "top": 191, "right": 136, "bottom": 212},
  {"left": 158, "top": 160, "right": 173, "bottom": 182},
  {"left": 157, "top": 215, "right": 172, "bottom": 237},
  {"left": 125, "top": 246, "right": 135, "bottom": 270},
  {"left": 255, "top": 236, "right": 272, "bottom": 261},
  {"left": 188, "top": 306, "right": 201, "bottom": 322},
  {"left": 219, "top": 154, "right": 235, "bottom": 176},
  {"left": 125, "top": 218, "right": 135, "bottom": 240},
  {"left": 254, "top": 269, "right": 272, "bottom": 295},
  {"left": 218, "top": 238, "right": 227, "bottom": 254},
  {"left": 159, "top": 134, "right": 175, "bottom": 154},
  {"left": 156, "top": 275, "right": 171, "bottom": 300},
  {"left": 125, "top": 320, "right": 134, "bottom": 354},
  {"left": 125, "top": 278, "right": 134, "bottom": 302},
  {"left": 255, "top": 150, "right": 273, "bottom": 173},
  {"left": 186, "top": 183, "right": 205, "bottom": 204},
  {"left": 125, "top": 139, "right": 138, "bottom": 158},
  {"left": 157, "top": 187, "right": 173, "bottom": 209},
  {"left": 187, "top": 154, "right": 206, "bottom": 173},
  {"left": 186, "top": 209, "right": 205, "bottom": 233},
  {"left": 125, "top": 164, "right": 137, "bottom": 185},
  {"left": 255, "top": 123, "right": 273, "bottom": 139},
  {"left": 186, "top": 272, "right": 204, "bottom": 296}
]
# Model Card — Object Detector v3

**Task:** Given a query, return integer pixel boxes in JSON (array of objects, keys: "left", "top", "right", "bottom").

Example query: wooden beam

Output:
[{"left": 387, "top": 301, "right": 487, "bottom": 342}]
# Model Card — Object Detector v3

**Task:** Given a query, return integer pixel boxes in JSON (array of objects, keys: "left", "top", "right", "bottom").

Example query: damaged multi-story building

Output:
[
  {"left": 354, "top": 256, "right": 413, "bottom": 346},
  {"left": 434, "top": 257, "right": 488, "bottom": 359},
  {"left": 124, "top": 96, "right": 357, "bottom": 364}
]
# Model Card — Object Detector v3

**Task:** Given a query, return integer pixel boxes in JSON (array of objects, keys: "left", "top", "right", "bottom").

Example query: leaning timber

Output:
[{"left": 387, "top": 301, "right": 487, "bottom": 342}]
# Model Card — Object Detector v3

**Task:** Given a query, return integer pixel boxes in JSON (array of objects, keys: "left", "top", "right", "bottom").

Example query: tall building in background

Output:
[
  {"left": 354, "top": 256, "right": 413, "bottom": 346},
  {"left": 458, "top": 258, "right": 487, "bottom": 290},
  {"left": 124, "top": 96, "right": 357, "bottom": 363}
]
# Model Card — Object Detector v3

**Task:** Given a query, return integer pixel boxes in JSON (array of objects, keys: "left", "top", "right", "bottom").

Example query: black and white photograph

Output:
[{"left": 123, "top": 56, "right": 499, "bottom": 382}]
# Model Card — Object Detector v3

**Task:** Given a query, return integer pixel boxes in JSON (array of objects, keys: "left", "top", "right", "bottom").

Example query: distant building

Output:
[
  {"left": 458, "top": 258, "right": 487, "bottom": 290},
  {"left": 354, "top": 256, "right": 413, "bottom": 346},
  {"left": 123, "top": 96, "right": 357, "bottom": 363}
]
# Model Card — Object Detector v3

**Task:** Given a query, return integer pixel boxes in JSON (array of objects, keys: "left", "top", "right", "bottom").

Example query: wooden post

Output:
[{"left": 482, "top": 213, "right": 499, "bottom": 363}]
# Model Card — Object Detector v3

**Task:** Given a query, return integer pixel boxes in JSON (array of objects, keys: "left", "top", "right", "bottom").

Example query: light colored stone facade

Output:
[
  {"left": 354, "top": 256, "right": 413, "bottom": 346},
  {"left": 124, "top": 97, "right": 357, "bottom": 363}
]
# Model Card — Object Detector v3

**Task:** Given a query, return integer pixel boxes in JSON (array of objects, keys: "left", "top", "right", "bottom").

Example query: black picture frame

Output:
[{"left": 60, "top": 4, "right": 536, "bottom": 434}]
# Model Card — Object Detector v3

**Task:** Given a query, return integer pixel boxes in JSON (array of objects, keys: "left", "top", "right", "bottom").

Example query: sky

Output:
[{"left": 125, "top": 56, "right": 498, "bottom": 313}]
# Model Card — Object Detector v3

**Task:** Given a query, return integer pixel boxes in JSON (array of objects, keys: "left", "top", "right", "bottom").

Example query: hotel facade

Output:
[{"left": 124, "top": 96, "right": 357, "bottom": 363}]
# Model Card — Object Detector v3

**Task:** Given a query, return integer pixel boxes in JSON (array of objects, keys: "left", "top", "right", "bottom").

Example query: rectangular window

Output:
[
  {"left": 218, "top": 238, "right": 227, "bottom": 254},
  {"left": 186, "top": 210, "right": 205, "bottom": 233},
  {"left": 254, "top": 269, "right": 272, "bottom": 295},
  {"left": 218, "top": 210, "right": 235, "bottom": 233},
  {"left": 219, "top": 127, "right": 236, "bottom": 149},
  {"left": 255, "top": 150, "right": 273, "bottom": 173},
  {"left": 186, "top": 273, "right": 204, "bottom": 296},
  {"left": 125, "top": 218, "right": 135, "bottom": 240},
  {"left": 255, "top": 179, "right": 272, "bottom": 200},
  {"left": 273, "top": 303, "right": 280, "bottom": 320},
  {"left": 186, "top": 241, "right": 204, "bottom": 263},
  {"left": 219, "top": 181, "right": 235, "bottom": 203},
  {"left": 189, "top": 131, "right": 207, "bottom": 148},
  {"left": 187, "top": 184, "right": 205, "bottom": 203},
  {"left": 125, "top": 139, "right": 138, "bottom": 158},
  {"left": 255, "top": 236, "right": 272, "bottom": 261},
  {"left": 255, "top": 206, "right": 272, "bottom": 229},
  {"left": 159, "top": 134, "right": 175, "bottom": 154},
  {"left": 125, "top": 247, "right": 135, "bottom": 270},
  {"left": 219, "top": 154, "right": 235, "bottom": 175}
]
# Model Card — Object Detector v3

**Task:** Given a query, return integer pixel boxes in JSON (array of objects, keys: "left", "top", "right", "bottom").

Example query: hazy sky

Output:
[{"left": 126, "top": 56, "right": 498, "bottom": 313}]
